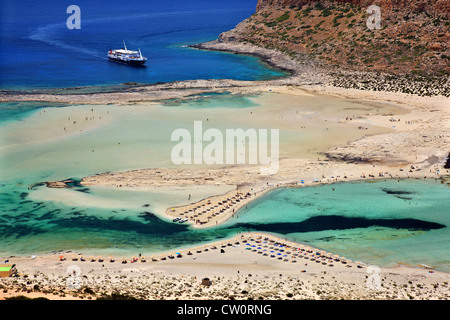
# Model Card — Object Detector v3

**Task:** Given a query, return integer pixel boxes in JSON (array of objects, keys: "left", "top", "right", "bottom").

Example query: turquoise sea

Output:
[
  {"left": 0, "top": 0, "right": 449, "bottom": 273},
  {"left": 221, "top": 179, "right": 450, "bottom": 271},
  {"left": 0, "top": 96, "right": 449, "bottom": 272}
]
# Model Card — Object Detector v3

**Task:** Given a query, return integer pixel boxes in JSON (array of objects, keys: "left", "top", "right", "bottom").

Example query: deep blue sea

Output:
[{"left": 0, "top": 0, "right": 285, "bottom": 89}]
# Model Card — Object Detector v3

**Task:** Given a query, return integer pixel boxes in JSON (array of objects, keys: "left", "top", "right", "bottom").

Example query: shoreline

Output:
[
  {"left": 75, "top": 163, "right": 450, "bottom": 230},
  {"left": 1, "top": 40, "right": 449, "bottom": 300},
  {"left": 189, "top": 41, "right": 304, "bottom": 78},
  {"left": 1, "top": 37, "right": 448, "bottom": 105},
  {"left": 13, "top": 173, "right": 450, "bottom": 258},
  {"left": 1, "top": 231, "right": 449, "bottom": 300}
]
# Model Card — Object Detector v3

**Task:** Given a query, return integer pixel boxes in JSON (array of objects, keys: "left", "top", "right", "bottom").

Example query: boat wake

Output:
[
  {"left": 28, "top": 22, "right": 104, "bottom": 60},
  {"left": 26, "top": 8, "right": 237, "bottom": 61}
]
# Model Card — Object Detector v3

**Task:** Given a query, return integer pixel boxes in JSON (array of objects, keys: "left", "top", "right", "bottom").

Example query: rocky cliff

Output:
[
  {"left": 218, "top": 0, "right": 449, "bottom": 79},
  {"left": 255, "top": 0, "right": 449, "bottom": 15}
]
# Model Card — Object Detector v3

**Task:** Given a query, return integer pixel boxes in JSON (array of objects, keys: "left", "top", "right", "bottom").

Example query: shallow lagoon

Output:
[
  {"left": 1, "top": 177, "right": 448, "bottom": 272},
  {"left": 0, "top": 93, "right": 448, "bottom": 272},
  {"left": 220, "top": 178, "right": 450, "bottom": 271}
]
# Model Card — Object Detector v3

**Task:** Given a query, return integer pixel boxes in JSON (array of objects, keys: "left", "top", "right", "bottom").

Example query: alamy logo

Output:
[
  {"left": 366, "top": 265, "right": 381, "bottom": 290},
  {"left": 66, "top": 5, "right": 81, "bottom": 30},
  {"left": 66, "top": 265, "right": 82, "bottom": 289},
  {"left": 366, "top": 5, "right": 381, "bottom": 30},
  {"left": 171, "top": 121, "right": 279, "bottom": 175}
]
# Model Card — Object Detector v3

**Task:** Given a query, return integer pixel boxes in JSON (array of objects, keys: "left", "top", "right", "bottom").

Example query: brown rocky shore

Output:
[{"left": 215, "top": 0, "right": 449, "bottom": 97}]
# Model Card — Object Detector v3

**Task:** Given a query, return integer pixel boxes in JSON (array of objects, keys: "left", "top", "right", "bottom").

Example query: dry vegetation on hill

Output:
[{"left": 216, "top": 0, "right": 449, "bottom": 95}]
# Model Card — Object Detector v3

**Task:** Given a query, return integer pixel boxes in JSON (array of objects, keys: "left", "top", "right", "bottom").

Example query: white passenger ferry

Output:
[{"left": 107, "top": 41, "right": 147, "bottom": 65}]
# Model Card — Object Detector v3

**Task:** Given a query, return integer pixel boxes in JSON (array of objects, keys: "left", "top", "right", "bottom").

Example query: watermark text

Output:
[
  {"left": 171, "top": 121, "right": 279, "bottom": 175},
  {"left": 66, "top": 5, "right": 81, "bottom": 29}
]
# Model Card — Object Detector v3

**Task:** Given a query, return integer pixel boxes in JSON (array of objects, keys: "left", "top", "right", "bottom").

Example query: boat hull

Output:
[{"left": 108, "top": 56, "right": 147, "bottom": 65}]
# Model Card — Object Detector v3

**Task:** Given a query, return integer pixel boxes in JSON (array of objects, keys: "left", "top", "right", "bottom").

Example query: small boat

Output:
[
  {"left": 179, "top": 218, "right": 188, "bottom": 223},
  {"left": 173, "top": 217, "right": 181, "bottom": 222},
  {"left": 108, "top": 41, "right": 147, "bottom": 65}
]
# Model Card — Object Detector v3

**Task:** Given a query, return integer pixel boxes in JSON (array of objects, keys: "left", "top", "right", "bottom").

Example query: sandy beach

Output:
[
  {"left": 1, "top": 33, "right": 449, "bottom": 301},
  {"left": 1, "top": 232, "right": 449, "bottom": 300},
  {"left": 73, "top": 83, "right": 449, "bottom": 229},
  {"left": 1, "top": 81, "right": 448, "bottom": 300}
]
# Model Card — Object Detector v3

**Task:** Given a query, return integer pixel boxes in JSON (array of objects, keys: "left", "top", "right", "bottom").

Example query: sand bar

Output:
[
  {"left": 1, "top": 40, "right": 449, "bottom": 300},
  {"left": 1, "top": 232, "right": 449, "bottom": 300}
]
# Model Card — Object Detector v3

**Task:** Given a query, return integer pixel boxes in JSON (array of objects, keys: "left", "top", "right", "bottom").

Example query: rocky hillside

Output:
[{"left": 218, "top": 0, "right": 449, "bottom": 87}]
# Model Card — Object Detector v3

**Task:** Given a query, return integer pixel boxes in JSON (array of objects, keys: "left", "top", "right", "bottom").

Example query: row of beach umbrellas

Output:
[
  {"left": 171, "top": 191, "right": 250, "bottom": 222},
  {"left": 58, "top": 235, "right": 359, "bottom": 266}
]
